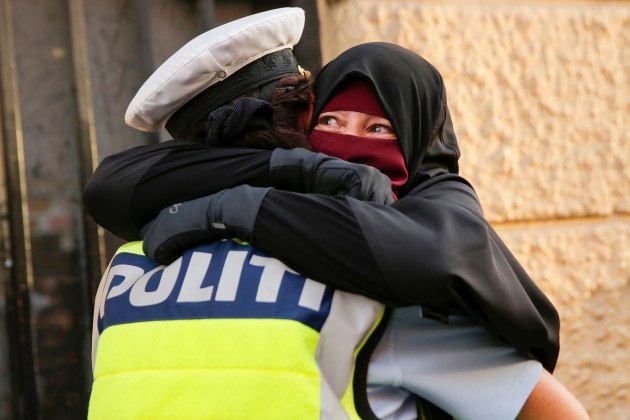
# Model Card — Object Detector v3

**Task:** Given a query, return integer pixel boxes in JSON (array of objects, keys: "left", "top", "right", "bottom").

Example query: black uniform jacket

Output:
[{"left": 84, "top": 43, "right": 560, "bottom": 372}]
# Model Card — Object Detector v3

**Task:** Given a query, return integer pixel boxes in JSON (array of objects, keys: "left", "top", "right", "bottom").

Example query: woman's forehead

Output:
[
  {"left": 321, "top": 78, "right": 386, "bottom": 117},
  {"left": 320, "top": 110, "right": 390, "bottom": 121}
]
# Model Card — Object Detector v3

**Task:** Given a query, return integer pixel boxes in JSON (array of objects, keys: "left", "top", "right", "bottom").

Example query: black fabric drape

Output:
[{"left": 83, "top": 141, "right": 272, "bottom": 240}]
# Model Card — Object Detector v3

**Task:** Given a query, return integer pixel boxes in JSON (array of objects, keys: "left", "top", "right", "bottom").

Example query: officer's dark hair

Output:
[{"left": 177, "top": 74, "right": 314, "bottom": 150}]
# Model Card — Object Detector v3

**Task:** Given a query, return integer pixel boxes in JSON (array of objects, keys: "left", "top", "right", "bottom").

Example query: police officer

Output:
[{"left": 89, "top": 8, "right": 392, "bottom": 420}]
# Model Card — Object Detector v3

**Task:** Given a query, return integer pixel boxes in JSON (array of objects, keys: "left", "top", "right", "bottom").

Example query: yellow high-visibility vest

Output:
[{"left": 89, "top": 240, "right": 384, "bottom": 420}]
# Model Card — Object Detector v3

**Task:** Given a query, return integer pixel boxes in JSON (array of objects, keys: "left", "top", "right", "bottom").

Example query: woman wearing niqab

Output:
[
  {"left": 84, "top": 43, "right": 560, "bottom": 373},
  {"left": 257, "top": 43, "right": 560, "bottom": 372}
]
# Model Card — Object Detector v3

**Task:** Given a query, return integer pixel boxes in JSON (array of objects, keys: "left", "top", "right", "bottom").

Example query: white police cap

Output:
[{"left": 125, "top": 7, "right": 305, "bottom": 132}]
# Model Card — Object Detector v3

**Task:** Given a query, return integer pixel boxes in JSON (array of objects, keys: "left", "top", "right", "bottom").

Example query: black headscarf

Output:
[{"left": 311, "top": 42, "right": 461, "bottom": 194}]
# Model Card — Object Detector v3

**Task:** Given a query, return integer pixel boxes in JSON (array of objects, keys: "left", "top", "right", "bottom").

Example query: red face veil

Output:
[{"left": 307, "top": 79, "right": 409, "bottom": 196}]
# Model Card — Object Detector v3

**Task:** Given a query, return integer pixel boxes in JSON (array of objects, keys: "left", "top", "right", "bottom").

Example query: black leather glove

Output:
[
  {"left": 141, "top": 185, "right": 271, "bottom": 265},
  {"left": 269, "top": 148, "right": 395, "bottom": 205}
]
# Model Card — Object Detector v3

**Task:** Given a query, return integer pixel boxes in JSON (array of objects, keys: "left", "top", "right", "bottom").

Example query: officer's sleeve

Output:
[
  {"left": 252, "top": 174, "right": 560, "bottom": 372},
  {"left": 83, "top": 140, "right": 272, "bottom": 241}
]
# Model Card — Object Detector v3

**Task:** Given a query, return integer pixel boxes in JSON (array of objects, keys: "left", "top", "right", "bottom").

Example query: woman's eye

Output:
[
  {"left": 319, "top": 116, "right": 338, "bottom": 126},
  {"left": 323, "top": 117, "right": 336, "bottom": 126},
  {"left": 370, "top": 124, "right": 394, "bottom": 134}
]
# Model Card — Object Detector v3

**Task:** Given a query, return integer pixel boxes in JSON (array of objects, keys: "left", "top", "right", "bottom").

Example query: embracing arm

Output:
[
  {"left": 84, "top": 140, "right": 391, "bottom": 241},
  {"left": 518, "top": 370, "right": 589, "bottom": 419},
  {"left": 83, "top": 140, "right": 272, "bottom": 240}
]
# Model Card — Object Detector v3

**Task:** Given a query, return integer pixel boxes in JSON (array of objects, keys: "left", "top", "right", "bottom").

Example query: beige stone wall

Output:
[{"left": 318, "top": 1, "right": 630, "bottom": 418}]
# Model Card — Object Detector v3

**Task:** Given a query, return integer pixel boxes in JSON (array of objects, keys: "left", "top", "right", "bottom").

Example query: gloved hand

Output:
[
  {"left": 269, "top": 148, "right": 395, "bottom": 205},
  {"left": 141, "top": 185, "right": 271, "bottom": 265}
]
